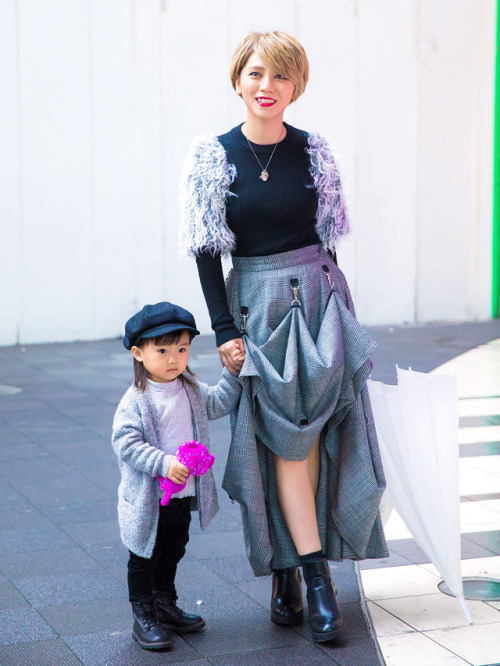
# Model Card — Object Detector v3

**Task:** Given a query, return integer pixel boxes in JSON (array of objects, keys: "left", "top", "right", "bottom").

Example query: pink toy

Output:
[{"left": 158, "top": 441, "right": 215, "bottom": 506}]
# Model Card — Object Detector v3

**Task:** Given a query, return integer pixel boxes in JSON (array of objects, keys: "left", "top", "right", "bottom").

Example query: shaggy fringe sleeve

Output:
[
  {"left": 307, "top": 132, "right": 350, "bottom": 250},
  {"left": 179, "top": 134, "right": 237, "bottom": 258}
]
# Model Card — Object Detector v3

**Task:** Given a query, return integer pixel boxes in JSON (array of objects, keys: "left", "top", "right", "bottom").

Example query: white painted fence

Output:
[{"left": 0, "top": 0, "right": 496, "bottom": 345}]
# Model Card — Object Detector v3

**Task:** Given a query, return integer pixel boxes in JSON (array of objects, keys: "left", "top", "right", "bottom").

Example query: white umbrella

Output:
[{"left": 367, "top": 367, "right": 473, "bottom": 624}]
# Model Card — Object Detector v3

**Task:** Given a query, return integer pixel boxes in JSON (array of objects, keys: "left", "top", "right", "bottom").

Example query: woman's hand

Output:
[
  {"left": 217, "top": 338, "right": 246, "bottom": 374},
  {"left": 167, "top": 458, "right": 190, "bottom": 485}
]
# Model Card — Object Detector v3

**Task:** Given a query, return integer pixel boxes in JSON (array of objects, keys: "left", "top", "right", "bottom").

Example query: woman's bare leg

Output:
[
  {"left": 307, "top": 436, "right": 320, "bottom": 496},
  {"left": 274, "top": 436, "right": 321, "bottom": 556}
]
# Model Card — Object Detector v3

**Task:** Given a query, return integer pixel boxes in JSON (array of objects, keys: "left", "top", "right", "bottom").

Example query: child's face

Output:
[{"left": 132, "top": 332, "right": 191, "bottom": 383}]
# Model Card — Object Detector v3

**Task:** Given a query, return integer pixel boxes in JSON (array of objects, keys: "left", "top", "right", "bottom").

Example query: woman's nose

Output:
[{"left": 260, "top": 75, "right": 274, "bottom": 92}]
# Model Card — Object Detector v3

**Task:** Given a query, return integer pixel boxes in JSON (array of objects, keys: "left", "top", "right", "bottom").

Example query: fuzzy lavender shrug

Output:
[{"left": 179, "top": 130, "right": 350, "bottom": 258}]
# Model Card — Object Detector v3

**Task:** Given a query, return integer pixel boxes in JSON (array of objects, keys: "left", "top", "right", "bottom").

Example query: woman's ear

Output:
[
  {"left": 235, "top": 78, "right": 242, "bottom": 96},
  {"left": 131, "top": 346, "right": 143, "bottom": 362}
]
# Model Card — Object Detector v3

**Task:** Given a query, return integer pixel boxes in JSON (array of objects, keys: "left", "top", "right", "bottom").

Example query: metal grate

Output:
[{"left": 438, "top": 577, "right": 500, "bottom": 601}]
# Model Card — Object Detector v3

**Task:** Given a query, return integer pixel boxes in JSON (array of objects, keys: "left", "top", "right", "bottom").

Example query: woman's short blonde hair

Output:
[{"left": 230, "top": 31, "right": 309, "bottom": 103}]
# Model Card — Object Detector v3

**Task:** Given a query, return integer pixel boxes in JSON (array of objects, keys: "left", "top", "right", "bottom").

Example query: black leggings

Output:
[{"left": 127, "top": 497, "right": 192, "bottom": 602}]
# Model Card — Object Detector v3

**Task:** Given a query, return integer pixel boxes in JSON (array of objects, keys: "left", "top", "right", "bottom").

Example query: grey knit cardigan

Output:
[
  {"left": 179, "top": 131, "right": 350, "bottom": 257},
  {"left": 112, "top": 369, "right": 241, "bottom": 558}
]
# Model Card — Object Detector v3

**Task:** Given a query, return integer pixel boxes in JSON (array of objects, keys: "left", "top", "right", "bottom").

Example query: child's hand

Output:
[
  {"left": 231, "top": 354, "right": 244, "bottom": 374},
  {"left": 218, "top": 338, "right": 245, "bottom": 374},
  {"left": 167, "top": 458, "right": 190, "bottom": 484},
  {"left": 229, "top": 344, "right": 245, "bottom": 374}
]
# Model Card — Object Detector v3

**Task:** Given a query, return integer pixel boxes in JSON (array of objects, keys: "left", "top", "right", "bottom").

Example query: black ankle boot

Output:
[
  {"left": 271, "top": 566, "right": 304, "bottom": 625},
  {"left": 154, "top": 591, "right": 205, "bottom": 633},
  {"left": 131, "top": 601, "right": 173, "bottom": 650},
  {"left": 302, "top": 556, "right": 344, "bottom": 642}
]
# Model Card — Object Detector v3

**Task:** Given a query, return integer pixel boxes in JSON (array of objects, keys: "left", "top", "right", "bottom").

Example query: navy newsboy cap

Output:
[{"left": 123, "top": 302, "right": 200, "bottom": 349}]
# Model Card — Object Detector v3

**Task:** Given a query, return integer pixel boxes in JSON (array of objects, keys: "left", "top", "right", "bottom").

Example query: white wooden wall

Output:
[{"left": 0, "top": 0, "right": 496, "bottom": 345}]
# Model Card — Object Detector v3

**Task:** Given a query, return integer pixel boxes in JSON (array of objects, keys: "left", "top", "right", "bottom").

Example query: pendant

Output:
[{"left": 260, "top": 170, "right": 269, "bottom": 182}]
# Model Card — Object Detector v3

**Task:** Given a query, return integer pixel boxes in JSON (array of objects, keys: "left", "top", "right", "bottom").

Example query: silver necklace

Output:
[{"left": 245, "top": 126, "right": 285, "bottom": 182}]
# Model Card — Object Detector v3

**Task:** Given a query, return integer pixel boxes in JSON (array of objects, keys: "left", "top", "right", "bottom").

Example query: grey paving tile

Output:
[
  {"left": 386, "top": 538, "right": 430, "bottom": 565},
  {"left": 37, "top": 597, "right": 131, "bottom": 636},
  {"left": 317, "top": 636, "right": 382, "bottom": 666},
  {"left": 203, "top": 554, "right": 257, "bottom": 585},
  {"left": 178, "top": 580, "right": 269, "bottom": 622},
  {"left": 59, "top": 405, "right": 115, "bottom": 426},
  {"left": 0, "top": 456, "right": 70, "bottom": 479},
  {"left": 459, "top": 415, "right": 500, "bottom": 427},
  {"left": 459, "top": 441, "right": 500, "bottom": 457},
  {"left": 0, "top": 578, "right": 30, "bottom": 610},
  {"left": 329, "top": 562, "right": 360, "bottom": 604},
  {"left": 212, "top": 644, "right": 339, "bottom": 665},
  {"left": 66, "top": 630, "right": 205, "bottom": 665},
  {"left": 0, "top": 607, "right": 55, "bottom": 645},
  {"left": 0, "top": 441, "right": 51, "bottom": 460},
  {"left": 460, "top": 535, "right": 499, "bottom": 559},
  {"left": 0, "top": 547, "right": 101, "bottom": 579},
  {"left": 84, "top": 542, "right": 129, "bottom": 569},
  {"left": 0, "top": 429, "right": 36, "bottom": 446},
  {"left": 57, "top": 442, "right": 115, "bottom": 467},
  {"left": 237, "top": 575, "right": 273, "bottom": 609},
  {"left": 183, "top": 606, "right": 307, "bottom": 657},
  {"left": 107, "top": 566, "right": 128, "bottom": 587},
  {"left": 78, "top": 463, "right": 120, "bottom": 494},
  {"left": 357, "top": 550, "right": 413, "bottom": 570},
  {"left": 0, "top": 638, "right": 82, "bottom": 666},
  {"left": 174, "top": 558, "right": 236, "bottom": 594},
  {"left": 186, "top": 529, "right": 247, "bottom": 560},
  {"left": 189, "top": 508, "right": 242, "bottom": 535},
  {"left": 20, "top": 426, "right": 93, "bottom": 445},
  {"left": 385, "top": 534, "right": 500, "bottom": 564},
  {"left": 0, "top": 481, "right": 31, "bottom": 512},
  {"left": 42, "top": 437, "right": 110, "bottom": 458},
  {"left": 12, "top": 570, "right": 125, "bottom": 606},
  {"left": 61, "top": 519, "right": 121, "bottom": 547},
  {"left": 40, "top": 498, "right": 117, "bottom": 526},
  {"left": 1, "top": 409, "right": 76, "bottom": 430},
  {"left": 0, "top": 526, "right": 75, "bottom": 555},
  {"left": 6, "top": 465, "right": 113, "bottom": 505},
  {"left": 464, "top": 530, "right": 500, "bottom": 553},
  {"left": 0, "top": 506, "right": 54, "bottom": 532}
]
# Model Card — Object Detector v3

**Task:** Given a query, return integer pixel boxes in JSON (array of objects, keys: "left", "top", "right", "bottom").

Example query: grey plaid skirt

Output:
[{"left": 222, "top": 245, "right": 388, "bottom": 576}]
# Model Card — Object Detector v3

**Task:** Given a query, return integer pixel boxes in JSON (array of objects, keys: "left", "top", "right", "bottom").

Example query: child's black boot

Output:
[
  {"left": 154, "top": 591, "right": 205, "bottom": 633},
  {"left": 302, "top": 555, "right": 344, "bottom": 642},
  {"left": 271, "top": 566, "right": 304, "bottom": 625},
  {"left": 131, "top": 600, "right": 173, "bottom": 650}
]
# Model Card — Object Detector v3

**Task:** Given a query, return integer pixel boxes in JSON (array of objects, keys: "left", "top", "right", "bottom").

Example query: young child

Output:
[{"left": 112, "top": 301, "right": 243, "bottom": 651}]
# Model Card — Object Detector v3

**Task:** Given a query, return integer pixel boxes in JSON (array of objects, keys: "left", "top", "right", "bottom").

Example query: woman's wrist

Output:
[{"left": 215, "top": 325, "right": 243, "bottom": 348}]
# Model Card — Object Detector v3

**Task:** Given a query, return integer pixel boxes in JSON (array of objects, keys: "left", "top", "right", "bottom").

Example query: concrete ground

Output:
[{"left": 0, "top": 319, "right": 499, "bottom": 665}]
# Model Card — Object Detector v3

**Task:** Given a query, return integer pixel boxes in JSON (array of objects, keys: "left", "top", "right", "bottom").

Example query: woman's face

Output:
[{"left": 236, "top": 52, "right": 295, "bottom": 123}]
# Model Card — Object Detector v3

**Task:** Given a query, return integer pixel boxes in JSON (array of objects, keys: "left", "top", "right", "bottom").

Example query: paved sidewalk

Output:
[
  {"left": 362, "top": 335, "right": 500, "bottom": 665},
  {"left": 0, "top": 320, "right": 499, "bottom": 665}
]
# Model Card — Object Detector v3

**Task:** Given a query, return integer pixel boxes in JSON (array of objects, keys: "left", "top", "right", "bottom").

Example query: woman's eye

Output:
[
  {"left": 275, "top": 74, "right": 287, "bottom": 80},
  {"left": 249, "top": 71, "right": 261, "bottom": 77}
]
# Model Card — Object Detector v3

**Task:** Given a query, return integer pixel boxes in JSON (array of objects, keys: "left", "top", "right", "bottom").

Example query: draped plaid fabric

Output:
[{"left": 222, "top": 245, "right": 388, "bottom": 576}]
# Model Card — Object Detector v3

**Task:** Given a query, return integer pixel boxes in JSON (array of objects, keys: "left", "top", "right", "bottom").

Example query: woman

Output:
[{"left": 180, "top": 31, "right": 388, "bottom": 642}]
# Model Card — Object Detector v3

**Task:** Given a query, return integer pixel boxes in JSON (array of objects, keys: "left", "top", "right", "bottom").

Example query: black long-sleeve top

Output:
[{"left": 196, "top": 123, "right": 320, "bottom": 346}]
